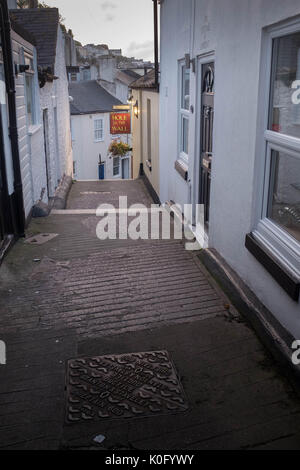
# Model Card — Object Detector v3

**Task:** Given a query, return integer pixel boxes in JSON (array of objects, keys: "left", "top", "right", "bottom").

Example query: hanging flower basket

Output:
[{"left": 109, "top": 140, "right": 132, "bottom": 157}]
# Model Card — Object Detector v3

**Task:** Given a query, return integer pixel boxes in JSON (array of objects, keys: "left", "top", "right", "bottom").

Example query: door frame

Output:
[{"left": 192, "top": 51, "right": 215, "bottom": 246}]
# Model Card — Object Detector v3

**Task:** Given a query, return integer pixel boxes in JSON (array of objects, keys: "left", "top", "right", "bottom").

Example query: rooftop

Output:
[
  {"left": 130, "top": 69, "right": 157, "bottom": 89},
  {"left": 10, "top": 8, "right": 59, "bottom": 71},
  {"left": 69, "top": 80, "right": 123, "bottom": 115}
]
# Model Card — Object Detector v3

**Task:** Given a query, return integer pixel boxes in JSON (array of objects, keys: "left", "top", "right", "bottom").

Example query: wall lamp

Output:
[{"left": 133, "top": 100, "right": 139, "bottom": 118}]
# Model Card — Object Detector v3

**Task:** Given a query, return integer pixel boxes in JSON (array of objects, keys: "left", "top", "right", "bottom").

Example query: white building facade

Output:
[
  {"left": 71, "top": 112, "right": 131, "bottom": 181},
  {"left": 70, "top": 80, "right": 132, "bottom": 181},
  {"left": 159, "top": 0, "right": 300, "bottom": 338}
]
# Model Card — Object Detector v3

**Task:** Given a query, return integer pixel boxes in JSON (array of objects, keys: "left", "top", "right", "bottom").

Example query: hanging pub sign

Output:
[{"left": 110, "top": 112, "right": 131, "bottom": 134}]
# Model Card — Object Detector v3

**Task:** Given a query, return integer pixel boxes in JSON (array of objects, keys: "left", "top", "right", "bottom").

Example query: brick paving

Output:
[{"left": 1, "top": 180, "right": 300, "bottom": 449}]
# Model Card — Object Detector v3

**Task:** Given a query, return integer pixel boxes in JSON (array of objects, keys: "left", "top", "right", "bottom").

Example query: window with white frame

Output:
[
  {"left": 24, "top": 54, "right": 36, "bottom": 126},
  {"left": 178, "top": 62, "right": 190, "bottom": 162},
  {"left": 254, "top": 23, "right": 300, "bottom": 278},
  {"left": 94, "top": 118, "right": 104, "bottom": 141},
  {"left": 113, "top": 156, "right": 120, "bottom": 177}
]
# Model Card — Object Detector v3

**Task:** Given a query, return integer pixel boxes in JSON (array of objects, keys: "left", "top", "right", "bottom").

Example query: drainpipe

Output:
[
  {"left": 153, "top": 0, "right": 159, "bottom": 91},
  {"left": 0, "top": 0, "right": 25, "bottom": 236}
]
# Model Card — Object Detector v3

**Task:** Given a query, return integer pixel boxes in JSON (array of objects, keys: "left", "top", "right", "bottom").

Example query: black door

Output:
[{"left": 200, "top": 62, "right": 214, "bottom": 225}]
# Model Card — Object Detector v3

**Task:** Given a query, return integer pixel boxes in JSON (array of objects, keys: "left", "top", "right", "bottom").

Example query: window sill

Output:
[
  {"left": 28, "top": 124, "right": 42, "bottom": 136},
  {"left": 245, "top": 233, "right": 300, "bottom": 301},
  {"left": 174, "top": 159, "right": 188, "bottom": 181}
]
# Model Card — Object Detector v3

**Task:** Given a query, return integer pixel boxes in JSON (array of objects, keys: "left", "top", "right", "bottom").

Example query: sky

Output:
[{"left": 43, "top": 0, "right": 155, "bottom": 61}]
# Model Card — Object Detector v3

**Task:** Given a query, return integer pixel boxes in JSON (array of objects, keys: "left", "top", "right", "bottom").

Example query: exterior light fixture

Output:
[{"left": 133, "top": 100, "right": 139, "bottom": 118}]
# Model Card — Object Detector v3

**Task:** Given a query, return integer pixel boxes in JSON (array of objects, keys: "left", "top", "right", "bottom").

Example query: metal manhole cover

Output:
[{"left": 66, "top": 351, "right": 188, "bottom": 423}]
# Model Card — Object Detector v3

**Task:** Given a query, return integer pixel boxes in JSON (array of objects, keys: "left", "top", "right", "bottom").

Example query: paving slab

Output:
[{"left": 0, "top": 179, "right": 300, "bottom": 449}]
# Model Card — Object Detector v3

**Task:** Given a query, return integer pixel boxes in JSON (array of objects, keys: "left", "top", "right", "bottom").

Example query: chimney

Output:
[{"left": 29, "top": 0, "right": 39, "bottom": 8}]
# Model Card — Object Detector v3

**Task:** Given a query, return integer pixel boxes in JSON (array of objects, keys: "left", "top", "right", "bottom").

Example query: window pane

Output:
[
  {"left": 94, "top": 119, "right": 103, "bottom": 140},
  {"left": 113, "top": 157, "right": 120, "bottom": 176},
  {"left": 181, "top": 65, "right": 190, "bottom": 110},
  {"left": 268, "top": 150, "right": 300, "bottom": 242},
  {"left": 269, "top": 32, "right": 300, "bottom": 138},
  {"left": 25, "top": 75, "right": 33, "bottom": 126},
  {"left": 181, "top": 116, "right": 189, "bottom": 154}
]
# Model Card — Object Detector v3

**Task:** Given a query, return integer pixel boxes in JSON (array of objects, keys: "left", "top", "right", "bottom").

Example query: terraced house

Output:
[{"left": 159, "top": 0, "right": 300, "bottom": 357}]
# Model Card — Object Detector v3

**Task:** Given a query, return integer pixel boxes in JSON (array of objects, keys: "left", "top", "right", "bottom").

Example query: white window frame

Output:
[
  {"left": 178, "top": 60, "right": 190, "bottom": 164},
  {"left": 94, "top": 118, "right": 104, "bottom": 142},
  {"left": 253, "top": 18, "right": 300, "bottom": 279},
  {"left": 24, "top": 52, "right": 37, "bottom": 127},
  {"left": 112, "top": 156, "right": 120, "bottom": 178}
]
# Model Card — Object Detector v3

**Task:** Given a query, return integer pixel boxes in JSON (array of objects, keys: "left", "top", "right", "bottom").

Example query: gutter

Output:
[
  {"left": 0, "top": 0, "right": 25, "bottom": 236},
  {"left": 153, "top": 0, "right": 159, "bottom": 91}
]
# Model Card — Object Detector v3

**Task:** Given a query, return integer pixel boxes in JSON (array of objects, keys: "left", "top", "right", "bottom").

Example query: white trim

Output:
[
  {"left": 112, "top": 156, "right": 121, "bottom": 178},
  {"left": 94, "top": 117, "right": 104, "bottom": 142},
  {"left": 264, "top": 130, "right": 300, "bottom": 154},
  {"left": 253, "top": 18, "right": 300, "bottom": 278},
  {"left": 178, "top": 60, "right": 190, "bottom": 165}
]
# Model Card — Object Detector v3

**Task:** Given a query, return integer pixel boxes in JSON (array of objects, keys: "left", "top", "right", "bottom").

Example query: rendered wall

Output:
[{"left": 159, "top": 0, "right": 300, "bottom": 337}]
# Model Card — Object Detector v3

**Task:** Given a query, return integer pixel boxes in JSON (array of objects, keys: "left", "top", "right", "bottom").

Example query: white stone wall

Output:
[
  {"left": 159, "top": 0, "right": 300, "bottom": 337},
  {"left": 40, "top": 25, "right": 73, "bottom": 197}
]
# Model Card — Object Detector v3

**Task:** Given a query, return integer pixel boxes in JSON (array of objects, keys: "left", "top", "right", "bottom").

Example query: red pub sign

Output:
[{"left": 110, "top": 113, "right": 131, "bottom": 134}]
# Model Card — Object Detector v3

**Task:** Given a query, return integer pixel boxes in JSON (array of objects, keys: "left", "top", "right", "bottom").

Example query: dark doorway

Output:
[
  {"left": 43, "top": 109, "right": 51, "bottom": 197},
  {"left": 199, "top": 62, "right": 214, "bottom": 226}
]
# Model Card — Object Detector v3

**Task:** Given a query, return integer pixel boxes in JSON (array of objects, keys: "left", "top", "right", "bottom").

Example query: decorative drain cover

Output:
[{"left": 66, "top": 351, "right": 188, "bottom": 423}]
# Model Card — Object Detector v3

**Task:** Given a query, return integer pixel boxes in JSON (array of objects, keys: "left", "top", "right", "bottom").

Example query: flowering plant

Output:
[{"left": 109, "top": 140, "right": 131, "bottom": 156}]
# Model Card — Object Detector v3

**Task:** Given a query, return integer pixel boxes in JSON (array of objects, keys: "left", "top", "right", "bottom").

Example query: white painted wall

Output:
[
  {"left": 71, "top": 112, "right": 131, "bottom": 180},
  {"left": 40, "top": 25, "right": 73, "bottom": 197},
  {"left": 160, "top": 0, "right": 300, "bottom": 337},
  {"left": 12, "top": 30, "right": 48, "bottom": 219}
]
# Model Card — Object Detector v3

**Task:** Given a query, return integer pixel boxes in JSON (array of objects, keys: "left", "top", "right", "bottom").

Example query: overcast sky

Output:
[{"left": 43, "top": 0, "right": 155, "bottom": 61}]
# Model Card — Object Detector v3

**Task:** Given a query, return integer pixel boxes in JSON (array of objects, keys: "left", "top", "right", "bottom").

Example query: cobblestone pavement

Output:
[{"left": 1, "top": 180, "right": 300, "bottom": 450}]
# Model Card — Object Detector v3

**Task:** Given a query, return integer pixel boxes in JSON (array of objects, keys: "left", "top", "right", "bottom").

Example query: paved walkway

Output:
[{"left": 1, "top": 180, "right": 300, "bottom": 449}]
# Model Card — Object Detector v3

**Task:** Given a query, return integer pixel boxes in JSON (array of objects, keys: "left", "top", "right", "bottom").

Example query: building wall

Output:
[
  {"left": 40, "top": 25, "right": 73, "bottom": 196},
  {"left": 11, "top": 30, "right": 48, "bottom": 218},
  {"left": 132, "top": 88, "right": 159, "bottom": 197},
  {"left": 160, "top": 0, "right": 300, "bottom": 337},
  {"left": 71, "top": 112, "right": 131, "bottom": 180},
  {"left": 115, "top": 79, "right": 129, "bottom": 104}
]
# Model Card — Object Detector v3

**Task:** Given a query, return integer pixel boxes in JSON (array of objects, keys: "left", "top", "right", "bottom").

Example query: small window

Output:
[
  {"left": 178, "top": 62, "right": 190, "bottom": 162},
  {"left": 181, "top": 64, "right": 190, "bottom": 111},
  {"left": 70, "top": 72, "right": 77, "bottom": 82},
  {"left": 113, "top": 156, "right": 120, "bottom": 177},
  {"left": 73, "top": 161, "right": 76, "bottom": 176},
  {"left": 24, "top": 55, "right": 36, "bottom": 126},
  {"left": 94, "top": 118, "right": 104, "bottom": 141}
]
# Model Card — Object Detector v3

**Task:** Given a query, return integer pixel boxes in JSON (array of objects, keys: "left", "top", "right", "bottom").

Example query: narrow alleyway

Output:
[{"left": 1, "top": 179, "right": 300, "bottom": 450}]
